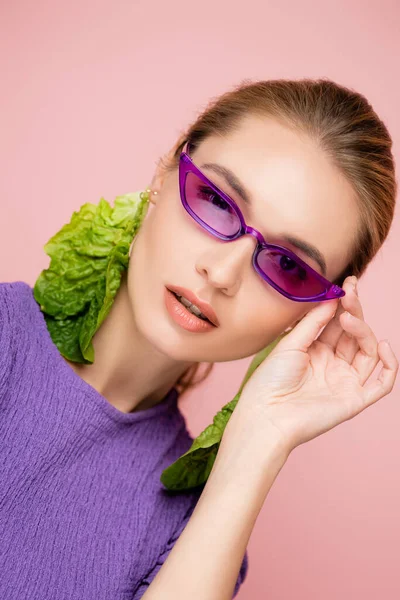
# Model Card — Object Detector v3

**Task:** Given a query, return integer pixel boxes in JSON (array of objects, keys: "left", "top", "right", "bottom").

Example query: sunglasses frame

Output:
[{"left": 178, "top": 142, "right": 345, "bottom": 303}]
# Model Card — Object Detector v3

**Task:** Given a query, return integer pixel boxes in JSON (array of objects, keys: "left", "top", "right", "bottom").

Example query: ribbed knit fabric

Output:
[{"left": 0, "top": 281, "right": 248, "bottom": 599}]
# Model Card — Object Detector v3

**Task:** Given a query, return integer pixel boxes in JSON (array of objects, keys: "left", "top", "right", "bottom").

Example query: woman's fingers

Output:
[
  {"left": 278, "top": 296, "right": 340, "bottom": 353},
  {"left": 363, "top": 340, "right": 399, "bottom": 408},
  {"left": 318, "top": 276, "right": 364, "bottom": 354},
  {"left": 323, "top": 277, "right": 365, "bottom": 365},
  {"left": 337, "top": 312, "right": 380, "bottom": 384}
]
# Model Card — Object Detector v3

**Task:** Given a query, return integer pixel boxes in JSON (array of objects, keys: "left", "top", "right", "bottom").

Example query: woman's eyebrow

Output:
[
  {"left": 200, "top": 161, "right": 328, "bottom": 277},
  {"left": 201, "top": 162, "right": 252, "bottom": 205}
]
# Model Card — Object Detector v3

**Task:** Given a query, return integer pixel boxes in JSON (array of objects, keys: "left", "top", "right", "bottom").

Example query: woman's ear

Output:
[{"left": 148, "top": 144, "right": 180, "bottom": 203}]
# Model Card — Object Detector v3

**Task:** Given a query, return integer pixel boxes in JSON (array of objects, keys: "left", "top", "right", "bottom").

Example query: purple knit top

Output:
[{"left": 0, "top": 281, "right": 248, "bottom": 599}]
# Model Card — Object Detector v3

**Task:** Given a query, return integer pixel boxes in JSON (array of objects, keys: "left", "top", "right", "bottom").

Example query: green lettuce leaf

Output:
[
  {"left": 160, "top": 332, "right": 288, "bottom": 491},
  {"left": 34, "top": 191, "right": 150, "bottom": 363}
]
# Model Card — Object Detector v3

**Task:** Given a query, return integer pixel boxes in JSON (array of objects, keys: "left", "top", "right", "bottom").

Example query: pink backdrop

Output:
[{"left": 1, "top": 1, "right": 399, "bottom": 598}]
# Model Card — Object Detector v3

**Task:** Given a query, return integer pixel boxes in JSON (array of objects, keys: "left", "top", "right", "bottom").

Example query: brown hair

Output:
[{"left": 161, "top": 77, "right": 397, "bottom": 397}]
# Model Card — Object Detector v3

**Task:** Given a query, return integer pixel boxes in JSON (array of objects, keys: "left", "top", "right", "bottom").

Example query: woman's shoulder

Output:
[
  {"left": 0, "top": 280, "right": 39, "bottom": 392},
  {"left": 0, "top": 279, "right": 30, "bottom": 334},
  {"left": 0, "top": 280, "right": 38, "bottom": 337},
  {"left": 0, "top": 279, "right": 35, "bottom": 310}
]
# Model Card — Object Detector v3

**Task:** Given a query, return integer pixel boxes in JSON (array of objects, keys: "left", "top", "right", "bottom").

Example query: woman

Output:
[{"left": 0, "top": 78, "right": 398, "bottom": 599}]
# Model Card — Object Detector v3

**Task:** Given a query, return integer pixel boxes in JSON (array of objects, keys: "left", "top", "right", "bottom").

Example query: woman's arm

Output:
[
  {"left": 141, "top": 433, "right": 290, "bottom": 600},
  {"left": 141, "top": 274, "right": 398, "bottom": 599}
]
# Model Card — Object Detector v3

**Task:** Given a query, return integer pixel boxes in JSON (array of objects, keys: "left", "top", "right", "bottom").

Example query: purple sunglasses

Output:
[{"left": 178, "top": 142, "right": 346, "bottom": 303}]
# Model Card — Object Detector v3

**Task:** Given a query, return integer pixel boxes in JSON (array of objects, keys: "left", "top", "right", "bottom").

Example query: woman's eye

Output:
[
  {"left": 198, "top": 185, "right": 231, "bottom": 212},
  {"left": 279, "top": 255, "right": 308, "bottom": 281}
]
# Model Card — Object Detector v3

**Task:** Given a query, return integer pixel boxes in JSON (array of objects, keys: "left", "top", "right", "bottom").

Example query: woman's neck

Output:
[{"left": 63, "top": 274, "right": 194, "bottom": 413}]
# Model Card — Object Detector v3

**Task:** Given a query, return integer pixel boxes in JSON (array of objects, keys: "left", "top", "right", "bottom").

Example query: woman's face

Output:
[{"left": 127, "top": 114, "right": 359, "bottom": 363}]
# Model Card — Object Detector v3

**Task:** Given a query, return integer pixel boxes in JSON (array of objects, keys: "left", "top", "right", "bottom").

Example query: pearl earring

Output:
[
  {"left": 140, "top": 188, "right": 158, "bottom": 203},
  {"left": 145, "top": 188, "right": 158, "bottom": 204}
]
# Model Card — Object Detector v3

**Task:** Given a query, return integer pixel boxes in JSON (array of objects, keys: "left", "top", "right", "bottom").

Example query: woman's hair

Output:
[{"left": 160, "top": 77, "right": 397, "bottom": 397}]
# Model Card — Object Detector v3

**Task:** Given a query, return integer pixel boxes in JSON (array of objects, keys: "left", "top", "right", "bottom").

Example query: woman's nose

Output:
[{"left": 195, "top": 236, "right": 257, "bottom": 294}]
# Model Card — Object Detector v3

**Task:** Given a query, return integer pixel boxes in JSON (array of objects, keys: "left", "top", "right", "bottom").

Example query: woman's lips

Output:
[
  {"left": 164, "top": 288, "right": 216, "bottom": 333},
  {"left": 166, "top": 284, "right": 219, "bottom": 327}
]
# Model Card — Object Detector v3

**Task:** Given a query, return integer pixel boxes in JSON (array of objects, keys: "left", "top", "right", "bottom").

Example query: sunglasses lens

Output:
[
  {"left": 256, "top": 248, "right": 327, "bottom": 298},
  {"left": 184, "top": 171, "right": 241, "bottom": 237}
]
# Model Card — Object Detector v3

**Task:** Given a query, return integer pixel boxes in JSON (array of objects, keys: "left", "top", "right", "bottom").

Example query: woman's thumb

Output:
[{"left": 276, "top": 299, "right": 340, "bottom": 353}]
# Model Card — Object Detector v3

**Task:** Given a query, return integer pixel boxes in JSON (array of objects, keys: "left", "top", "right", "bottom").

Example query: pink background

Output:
[{"left": 1, "top": 1, "right": 399, "bottom": 597}]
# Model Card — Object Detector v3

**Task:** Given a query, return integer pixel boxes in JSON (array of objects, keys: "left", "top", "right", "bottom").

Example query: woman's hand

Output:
[{"left": 225, "top": 275, "right": 399, "bottom": 455}]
